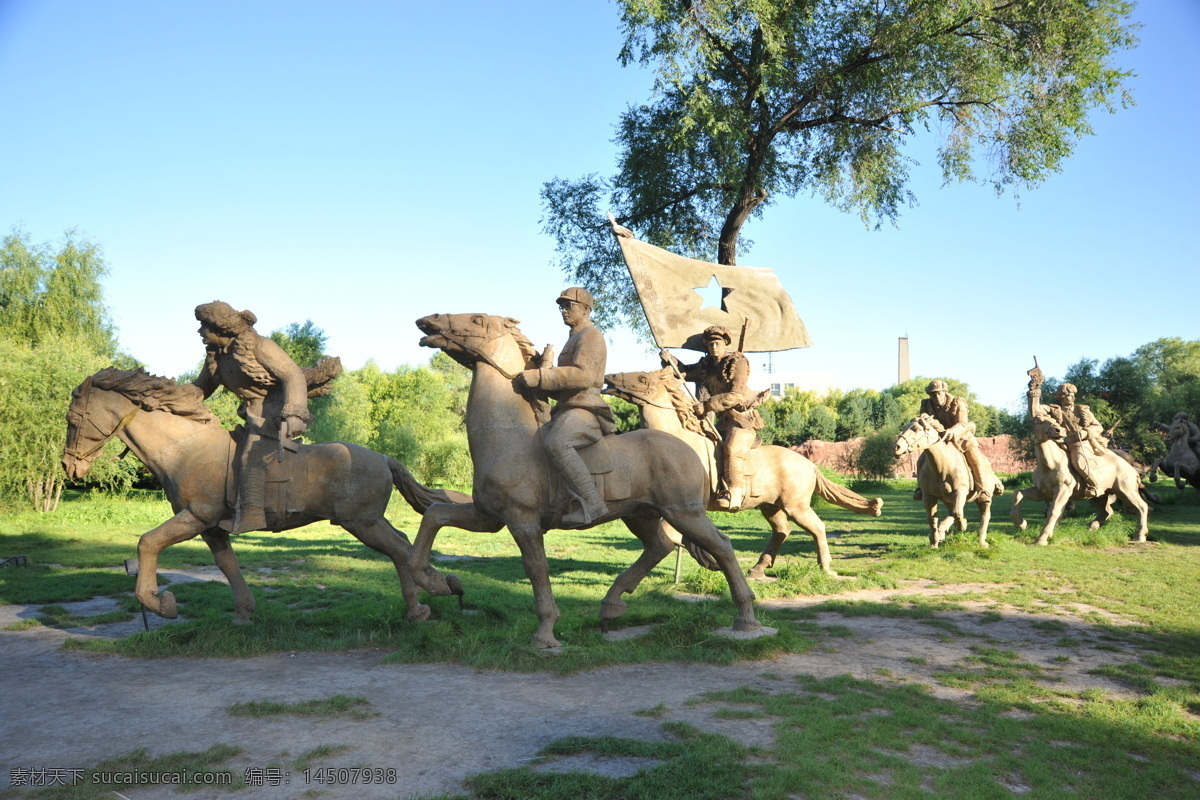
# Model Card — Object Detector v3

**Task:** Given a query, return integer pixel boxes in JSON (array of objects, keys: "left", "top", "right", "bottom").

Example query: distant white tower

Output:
[{"left": 898, "top": 336, "right": 910, "bottom": 384}]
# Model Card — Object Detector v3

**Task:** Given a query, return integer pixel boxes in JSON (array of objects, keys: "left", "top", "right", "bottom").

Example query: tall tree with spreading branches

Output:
[{"left": 542, "top": 0, "right": 1137, "bottom": 331}]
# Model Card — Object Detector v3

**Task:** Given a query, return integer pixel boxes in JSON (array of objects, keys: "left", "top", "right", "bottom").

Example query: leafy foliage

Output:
[
  {"left": 0, "top": 227, "right": 135, "bottom": 509},
  {"left": 542, "top": 0, "right": 1138, "bottom": 331}
]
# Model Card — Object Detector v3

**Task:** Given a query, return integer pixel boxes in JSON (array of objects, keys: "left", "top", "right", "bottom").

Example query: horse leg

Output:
[
  {"left": 200, "top": 530, "right": 256, "bottom": 624},
  {"left": 1147, "top": 459, "right": 1160, "bottom": 483},
  {"left": 975, "top": 498, "right": 991, "bottom": 547},
  {"left": 1174, "top": 463, "right": 1186, "bottom": 491},
  {"left": 600, "top": 515, "right": 676, "bottom": 630},
  {"left": 783, "top": 503, "right": 837, "bottom": 577},
  {"left": 747, "top": 506, "right": 790, "bottom": 580},
  {"left": 1115, "top": 481, "right": 1150, "bottom": 542},
  {"left": 951, "top": 490, "right": 969, "bottom": 533},
  {"left": 935, "top": 501, "right": 958, "bottom": 544},
  {"left": 1010, "top": 487, "right": 1039, "bottom": 532},
  {"left": 1037, "top": 488, "right": 1072, "bottom": 545},
  {"left": 663, "top": 508, "right": 760, "bottom": 632},
  {"left": 135, "top": 510, "right": 207, "bottom": 618},
  {"left": 407, "top": 502, "right": 503, "bottom": 596},
  {"left": 339, "top": 516, "right": 431, "bottom": 622},
  {"left": 1089, "top": 495, "right": 1115, "bottom": 531},
  {"left": 507, "top": 523, "right": 561, "bottom": 649},
  {"left": 924, "top": 498, "right": 940, "bottom": 547}
]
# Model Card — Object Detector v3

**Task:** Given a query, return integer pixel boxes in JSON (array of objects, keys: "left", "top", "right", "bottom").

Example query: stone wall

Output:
[{"left": 791, "top": 434, "right": 1034, "bottom": 478}]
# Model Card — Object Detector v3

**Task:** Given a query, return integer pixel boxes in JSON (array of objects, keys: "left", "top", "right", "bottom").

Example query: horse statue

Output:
[
  {"left": 409, "top": 313, "right": 766, "bottom": 649},
  {"left": 1148, "top": 415, "right": 1200, "bottom": 490},
  {"left": 1010, "top": 414, "right": 1149, "bottom": 544},
  {"left": 61, "top": 367, "right": 468, "bottom": 624},
  {"left": 893, "top": 414, "right": 993, "bottom": 548},
  {"left": 603, "top": 368, "right": 882, "bottom": 578}
]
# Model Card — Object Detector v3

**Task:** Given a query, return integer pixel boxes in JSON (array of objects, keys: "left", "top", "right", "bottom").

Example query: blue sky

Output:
[{"left": 2, "top": 1, "right": 1196, "bottom": 410}]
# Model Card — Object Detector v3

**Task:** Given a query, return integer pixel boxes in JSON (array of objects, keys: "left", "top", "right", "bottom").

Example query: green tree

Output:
[
  {"left": 0, "top": 229, "right": 134, "bottom": 509},
  {"left": 804, "top": 404, "right": 838, "bottom": 442},
  {"left": 542, "top": 0, "right": 1137, "bottom": 330},
  {"left": 270, "top": 319, "right": 327, "bottom": 368},
  {"left": 855, "top": 430, "right": 900, "bottom": 481},
  {"left": 1, "top": 227, "right": 120, "bottom": 356}
]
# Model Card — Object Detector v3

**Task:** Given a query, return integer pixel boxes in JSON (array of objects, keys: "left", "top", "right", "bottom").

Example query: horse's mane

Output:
[
  {"left": 505, "top": 323, "right": 540, "bottom": 369},
  {"left": 658, "top": 370, "right": 708, "bottom": 436},
  {"left": 501, "top": 322, "right": 551, "bottom": 422},
  {"left": 89, "top": 368, "right": 219, "bottom": 425}
]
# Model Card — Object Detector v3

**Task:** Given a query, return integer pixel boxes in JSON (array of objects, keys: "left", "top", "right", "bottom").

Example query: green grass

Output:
[
  {"left": 226, "top": 694, "right": 377, "bottom": 720},
  {"left": 3, "top": 482, "right": 1199, "bottom": 800},
  {"left": 2, "top": 484, "right": 1199, "bottom": 676},
  {"left": 459, "top": 674, "right": 1200, "bottom": 800},
  {"left": 16, "top": 745, "right": 242, "bottom": 799}
]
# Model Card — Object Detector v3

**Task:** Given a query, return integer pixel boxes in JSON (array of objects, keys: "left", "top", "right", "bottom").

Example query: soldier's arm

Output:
[
  {"left": 191, "top": 352, "right": 220, "bottom": 399},
  {"left": 944, "top": 397, "right": 974, "bottom": 439},
  {"left": 703, "top": 353, "right": 751, "bottom": 413},
  {"left": 532, "top": 328, "right": 606, "bottom": 392},
  {"left": 256, "top": 338, "right": 311, "bottom": 426}
]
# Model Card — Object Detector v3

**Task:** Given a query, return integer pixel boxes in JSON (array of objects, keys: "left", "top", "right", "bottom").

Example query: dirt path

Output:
[{"left": 0, "top": 579, "right": 1146, "bottom": 799}]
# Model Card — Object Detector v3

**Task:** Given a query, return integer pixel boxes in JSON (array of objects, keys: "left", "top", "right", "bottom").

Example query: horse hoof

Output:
[
  {"left": 158, "top": 591, "right": 177, "bottom": 619},
  {"left": 732, "top": 618, "right": 762, "bottom": 633},
  {"left": 407, "top": 603, "right": 432, "bottom": 622},
  {"left": 532, "top": 634, "right": 562, "bottom": 650},
  {"left": 232, "top": 615, "right": 252, "bottom": 626},
  {"left": 1017, "top": 521, "right": 1028, "bottom": 532},
  {"left": 600, "top": 598, "right": 628, "bottom": 620},
  {"left": 445, "top": 574, "right": 465, "bottom": 608}
]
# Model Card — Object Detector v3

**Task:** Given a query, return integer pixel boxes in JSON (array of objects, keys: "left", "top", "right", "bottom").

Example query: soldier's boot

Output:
[
  {"left": 965, "top": 448, "right": 1003, "bottom": 497},
  {"left": 553, "top": 448, "right": 609, "bottom": 528},
  {"left": 233, "top": 462, "right": 267, "bottom": 533},
  {"left": 1070, "top": 448, "right": 1101, "bottom": 499},
  {"left": 719, "top": 457, "right": 747, "bottom": 512}
]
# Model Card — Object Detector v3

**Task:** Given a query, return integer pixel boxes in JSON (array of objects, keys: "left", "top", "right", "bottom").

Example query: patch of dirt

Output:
[{"left": 0, "top": 581, "right": 1154, "bottom": 799}]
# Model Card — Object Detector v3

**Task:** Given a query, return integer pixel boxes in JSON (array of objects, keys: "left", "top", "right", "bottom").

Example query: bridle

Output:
[
  {"left": 435, "top": 317, "right": 526, "bottom": 380},
  {"left": 63, "top": 381, "right": 138, "bottom": 463}
]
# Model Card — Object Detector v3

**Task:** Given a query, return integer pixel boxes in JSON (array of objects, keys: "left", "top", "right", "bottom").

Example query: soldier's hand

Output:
[
  {"left": 514, "top": 370, "right": 539, "bottom": 390},
  {"left": 285, "top": 416, "right": 307, "bottom": 437},
  {"left": 660, "top": 349, "right": 678, "bottom": 368},
  {"left": 692, "top": 401, "right": 706, "bottom": 418}
]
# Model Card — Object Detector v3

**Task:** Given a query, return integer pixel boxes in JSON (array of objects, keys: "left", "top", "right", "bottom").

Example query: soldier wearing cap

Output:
[
  {"left": 1028, "top": 381, "right": 1107, "bottom": 498},
  {"left": 193, "top": 301, "right": 312, "bottom": 532},
  {"left": 514, "top": 287, "right": 616, "bottom": 527},
  {"left": 916, "top": 379, "right": 1004, "bottom": 501},
  {"left": 661, "top": 325, "right": 764, "bottom": 511}
]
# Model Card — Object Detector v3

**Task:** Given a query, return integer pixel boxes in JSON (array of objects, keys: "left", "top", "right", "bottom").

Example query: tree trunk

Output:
[{"left": 717, "top": 187, "right": 767, "bottom": 265}]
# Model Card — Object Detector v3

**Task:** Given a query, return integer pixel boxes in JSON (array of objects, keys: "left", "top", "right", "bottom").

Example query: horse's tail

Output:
[
  {"left": 387, "top": 458, "right": 472, "bottom": 513},
  {"left": 683, "top": 540, "right": 722, "bottom": 571},
  {"left": 1138, "top": 485, "right": 1162, "bottom": 506},
  {"left": 813, "top": 467, "right": 883, "bottom": 516}
]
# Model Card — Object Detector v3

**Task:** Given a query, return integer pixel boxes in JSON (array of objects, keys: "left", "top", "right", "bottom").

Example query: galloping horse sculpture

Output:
[
  {"left": 410, "top": 313, "right": 765, "bottom": 648},
  {"left": 1149, "top": 415, "right": 1200, "bottom": 490},
  {"left": 1010, "top": 414, "right": 1149, "bottom": 544},
  {"left": 893, "top": 414, "right": 993, "bottom": 548},
  {"left": 61, "top": 368, "right": 467, "bottom": 623},
  {"left": 603, "top": 368, "right": 882, "bottom": 577}
]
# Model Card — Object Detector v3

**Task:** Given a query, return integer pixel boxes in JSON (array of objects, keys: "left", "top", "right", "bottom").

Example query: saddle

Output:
[
  {"left": 544, "top": 434, "right": 632, "bottom": 515},
  {"left": 223, "top": 428, "right": 306, "bottom": 533}
]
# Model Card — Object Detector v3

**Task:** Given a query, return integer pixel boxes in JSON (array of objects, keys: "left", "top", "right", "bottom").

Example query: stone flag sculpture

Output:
[{"left": 610, "top": 218, "right": 812, "bottom": 353}]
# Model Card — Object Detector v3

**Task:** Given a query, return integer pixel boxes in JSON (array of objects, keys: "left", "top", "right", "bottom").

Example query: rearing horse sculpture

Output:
[
  {"left": 1149, "top": 416, "right": 1200, "bottom": 490},
  {"left": 61, "top": 368, "right": 467, "bottom": 623},
  {"left": 410, "top": 313, "right": 764, "bottom": 648},
  {"left": 893, "top": 414, "right": 993, "bottom": 548},
  {"left": 604, "top": 368, "right": 882, "bottom": 577},
  {"left": 1010, "top": 414, "right": 1149, "bottom": 544}
]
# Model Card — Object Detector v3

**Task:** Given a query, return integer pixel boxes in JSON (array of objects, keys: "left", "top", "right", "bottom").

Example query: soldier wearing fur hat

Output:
[
  {"left": 661, "top": 324, "right": 767, "bottom": 511},
  {"left": 514, "top": 287, "right": 616, "bottom": 527},
  {"left": 915, "top": 379, "right": 1004, "bottom": 501},
  {"left": 193, "top": 301, "right": 312, "bottom": 532}
]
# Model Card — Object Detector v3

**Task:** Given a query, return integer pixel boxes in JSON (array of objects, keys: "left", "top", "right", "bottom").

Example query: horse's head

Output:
[
  {"left": 61, "top": 371, "right": 127, "bottom": 480},
  {"left": 416, "top": 313, "right": 532, "bottom": 373},
  {"left": 602, "top": 369, "right": 667, "bottom": 406},
  {"left": 893, "top": 413, "right": 945, "bottom": 457},
  {"left": 1031, "top": 413, "right": 1067, "bottom": 444}
]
